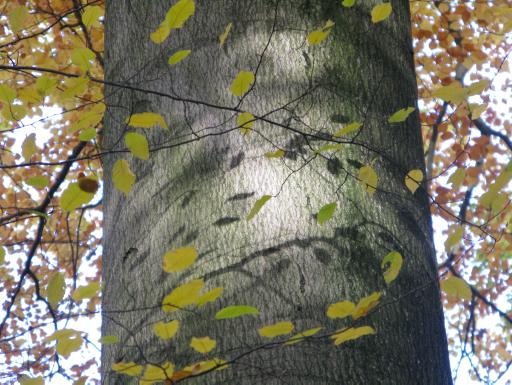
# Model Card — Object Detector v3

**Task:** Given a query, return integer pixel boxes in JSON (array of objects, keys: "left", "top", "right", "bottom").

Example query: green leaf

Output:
[
  {"left": 388, "top": 107, "right": 415, "bottom": 123},
  {"left": 230, "top": 71, "right": 255, "bottom": 97},
  {"left": 215, "top": 305, "right": 259, "bottom": 319},
  {"left": 79, "top": 128, "right": 97, "bottom": 141},
  {"left": 19, "top": 376, "right": 44, "bottom": 385},
  {"left": 342, "top": 0, "right": 356, "bottom": 7},
  {"left": 36, "top": 76, "right": 58, "bottom": 95},
  {"left": 21, "top": 133, "right": 37, "bottom": 161},
  {"left": 71, "top": 48, "right": 95, "bottom": 72},
  {"left": 314, "top": 144, "right": 343, "bottom": 153},
  {"left": 82, "top": 5, "right": 103, "bottom": 28},
  {"left": 0, "top": 84, "right": 16, "bottom": 104},
  {"left": 112, "top": 159, "right": 136, "bottom": 194},
  {"left": 8, "top": 5, "right": 29, "bottom": 33},
  {"left": 125, "top": 132, "right": 149, "bottom": 160},
  {"left": 246, "top": 195, "right": 272, "bottom": 220},
  {"left": 168, "top": 49, "right": 192, "bottom": 65},
  {"left": 25, "top": 176, "right": 49, "bottom": 189},
  {"left": 0, "top": 246, "right": 5, "bottom": 264},
  {"left": 381, "top": 251, "right": 403, "bottom": 284},
  {"left": 60, "top": 183, "right": 95, "bottom": 211},
  {"left": 317, "top": 202, "right": 336, "bottom": 225}
]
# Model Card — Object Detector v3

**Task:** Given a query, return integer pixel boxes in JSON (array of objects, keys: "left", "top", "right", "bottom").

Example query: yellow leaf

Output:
[
  {"left": 246, "top": 195, "right": 272, "bottom": 220},
  {"left": 140, "top": 362, "right": 174, "bottom": 385},
  {"left": 432, "top": 82, "right": 467, "bottom": 104},
  {"left": 183, "top": 358, "right": 228, "bottom": 374},
  {"left": 125, "top": 132, "right": 149, "bottom": 160},
  {"left": 285, "top": 327, "right": 322, "bottom": 345},
  {"left": 153, "top": 320, "right": 180, "bottom": 340},
  {"left": 371, "top": 3, "right": 392, "bottom": 23},
  {"left": 358, "top": 165, "right": 378, "bottom": 195},
  {"left": 405, "top": 169, "right": 423, "bottom": 193},
  {"left": 441, "top": 276, "right": 472, "bottom": 301},
  {"left": 219, "top": 22, "right": 232, "bottom": 46},
  {"left": 19, "top": 376, "right": 44, "bottom": 385},
  {"left": 388, "top": 107, "right": 415, "bottom": 123},
  {"left": 0, "top": 84, "right": 16, "bottom": 104},
  {"left": 71, "top": 48, "right": 95, "bottom": 72},
  {"left": 168, "top": 50, "right": 192, "bottom": 65},
  {"left": 448, "top": 168, "right": 465, "bottom": 189},
  {"left": 22, "top": 133, "right": 37, "bottom": 161},
  {"left": 60, "top": 183, "right": 95, "bottom": 211},
  {"left": 126, "top": 112, "right": 168, "bottom": 129},
  {"left": 444, "top": 226, "right": 463, "bottom": 253},
  {"left": 162, "top": 279, "right": 204, "bottom": 312},
  {"left": 331, "top": 326, "right": 376, "bottom": 345},
  {"left": 230, "top": 71, "right": 255, "bottom": 97},
  {"left": 72, "top": 282, "right": 100, "bottom": 301},
  {"left": 468, "top": 103, "right": 487, "bottom": 119},
  {"left": 8, "top": 5, "right": 30, "bottom": 33},
  {"left": 150, "top": 0, "right": 195, "bottom": 44},
  {"left": 99, "top": 335, "right": 119, "bottom": 344},
  {"left": 47, "top": 272, "right": 65, "bottom": 307},
  {"left": 326, "top": 300, "right": 355, "bottom": 319},
  {"left": 258, "top": 322, "right": 294, "bottom": 338},
  {"left": 466, "top": 79, "right": 489, "bottom": 97},
  {"left": 332, "top": 122, "right": 362, "bottom": 137},
  {"left": 352, "top": 292, "right": 382, "bottom": 320},
  {"left": 381, "top": 251, "right": 403, "bottom": 284},
  {"left": 307, "top": 20, "right": 335, "bottom": 45},
  {"left": 70, "top": 103, "right": 105, "bottom": 132},
  {"left": 0, "top": 246, "right": 5, "bottom": 264},
  {"left": 190, "top": 336, "right": 216, "bottom": 353},
  {"left": 61, "top": 77, "right": 89, "bottom": 99},
  {"left": 162, "top": 246, "right": 198, "bottom": 272},
  {"left": 197, "top": 287, "right": 223, "bottom": 306},
  {"left": 236, "top": 112, "right": 255, "bottom": 134},
  {"left": 56, "top": 333, "right": 83, "bottom": 357},
  {"left": 264, "top": 149, "right": 285, "bottom": 158},
  {"left": 112, "top": 159, "right": 136, "bottom": 194},
  {"left": 112, "top": 361, "right": 143, "bottom": 377},
  {"left": 26, "top": 176, "right": 49, "bottom": 189},
  {"left": 82, "top": 5, "right": 103, "bottom": 28},
  {"left": 73, "top": 377, "right": 87, "bottom": 385},
  {"left": 79, "top": 128, "right": 97, "bottom": 141}
]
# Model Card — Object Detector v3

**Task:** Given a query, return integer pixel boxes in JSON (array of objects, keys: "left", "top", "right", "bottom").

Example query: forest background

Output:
[{"left": 0, "top": 0, "right": 511, "bottom": 384}]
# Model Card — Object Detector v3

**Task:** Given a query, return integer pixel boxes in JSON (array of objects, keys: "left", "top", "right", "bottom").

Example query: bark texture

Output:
[{"left": 101, "top": 0, "right": 453, "bottom": 384}]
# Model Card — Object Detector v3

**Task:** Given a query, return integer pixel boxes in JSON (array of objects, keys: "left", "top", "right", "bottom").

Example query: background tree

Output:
[{"left": 0, "top": 0, "right": 510, "bottom": 384}]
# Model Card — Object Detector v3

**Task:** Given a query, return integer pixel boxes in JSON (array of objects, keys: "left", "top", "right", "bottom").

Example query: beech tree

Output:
[{"left": 0, "top": 0, "right": 511, "bottom": 385}]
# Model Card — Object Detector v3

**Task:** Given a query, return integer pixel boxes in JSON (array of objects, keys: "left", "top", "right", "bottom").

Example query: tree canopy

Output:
[{"left": 0, "top": 0, "right": 511, "bottom": 384}]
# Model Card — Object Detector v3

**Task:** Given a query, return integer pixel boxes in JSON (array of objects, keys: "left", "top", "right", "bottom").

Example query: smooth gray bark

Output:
[{"left": 101, "top": 0, "right": 453, "bottom": 384}]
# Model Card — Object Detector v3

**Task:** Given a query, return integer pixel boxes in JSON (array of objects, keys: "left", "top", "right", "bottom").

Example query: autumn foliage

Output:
[{"left": 0, "top": 0, "right": 511, "bottom": 384}]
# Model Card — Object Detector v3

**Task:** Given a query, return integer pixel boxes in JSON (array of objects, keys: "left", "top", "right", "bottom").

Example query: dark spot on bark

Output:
[
  {"left": 230, "top": 151, "right": 245, "bottom": 169},
  {"left": 213, "top": 217, "right": 240, "bottom": 226},
  {"left": 274, "top": 258, "right": 291, "bottom": 273},
  {"left": 226, "top": 192, "right": 255, "bottom": 202},
  {"left": 347, "top": 158, "right": 364, "bottom": 169},
  {"left": 169, "top": 225, "right": 186, "bottom": 242},
  {"left": 327, "top": 157, "right": 342, "bottom": 175},
  {"left": 185, "top": 230, "right": 199, "bottom": 243},
  {"left": 330, "top": 113, "right": 350, "bottom": 124},
  {"left": 314, "top": 247, "right": 332, "bottom": 265},
  {"left": 260, "top": 246, "right": 281, "bottom": 256},
  {"left": 181, "top": 190, "right": 197, "bottom": 208}
]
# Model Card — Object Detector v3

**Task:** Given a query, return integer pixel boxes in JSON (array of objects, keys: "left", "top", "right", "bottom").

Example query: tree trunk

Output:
[{"left": 101, "top": 0, "right": 453, "bottom": 384}]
